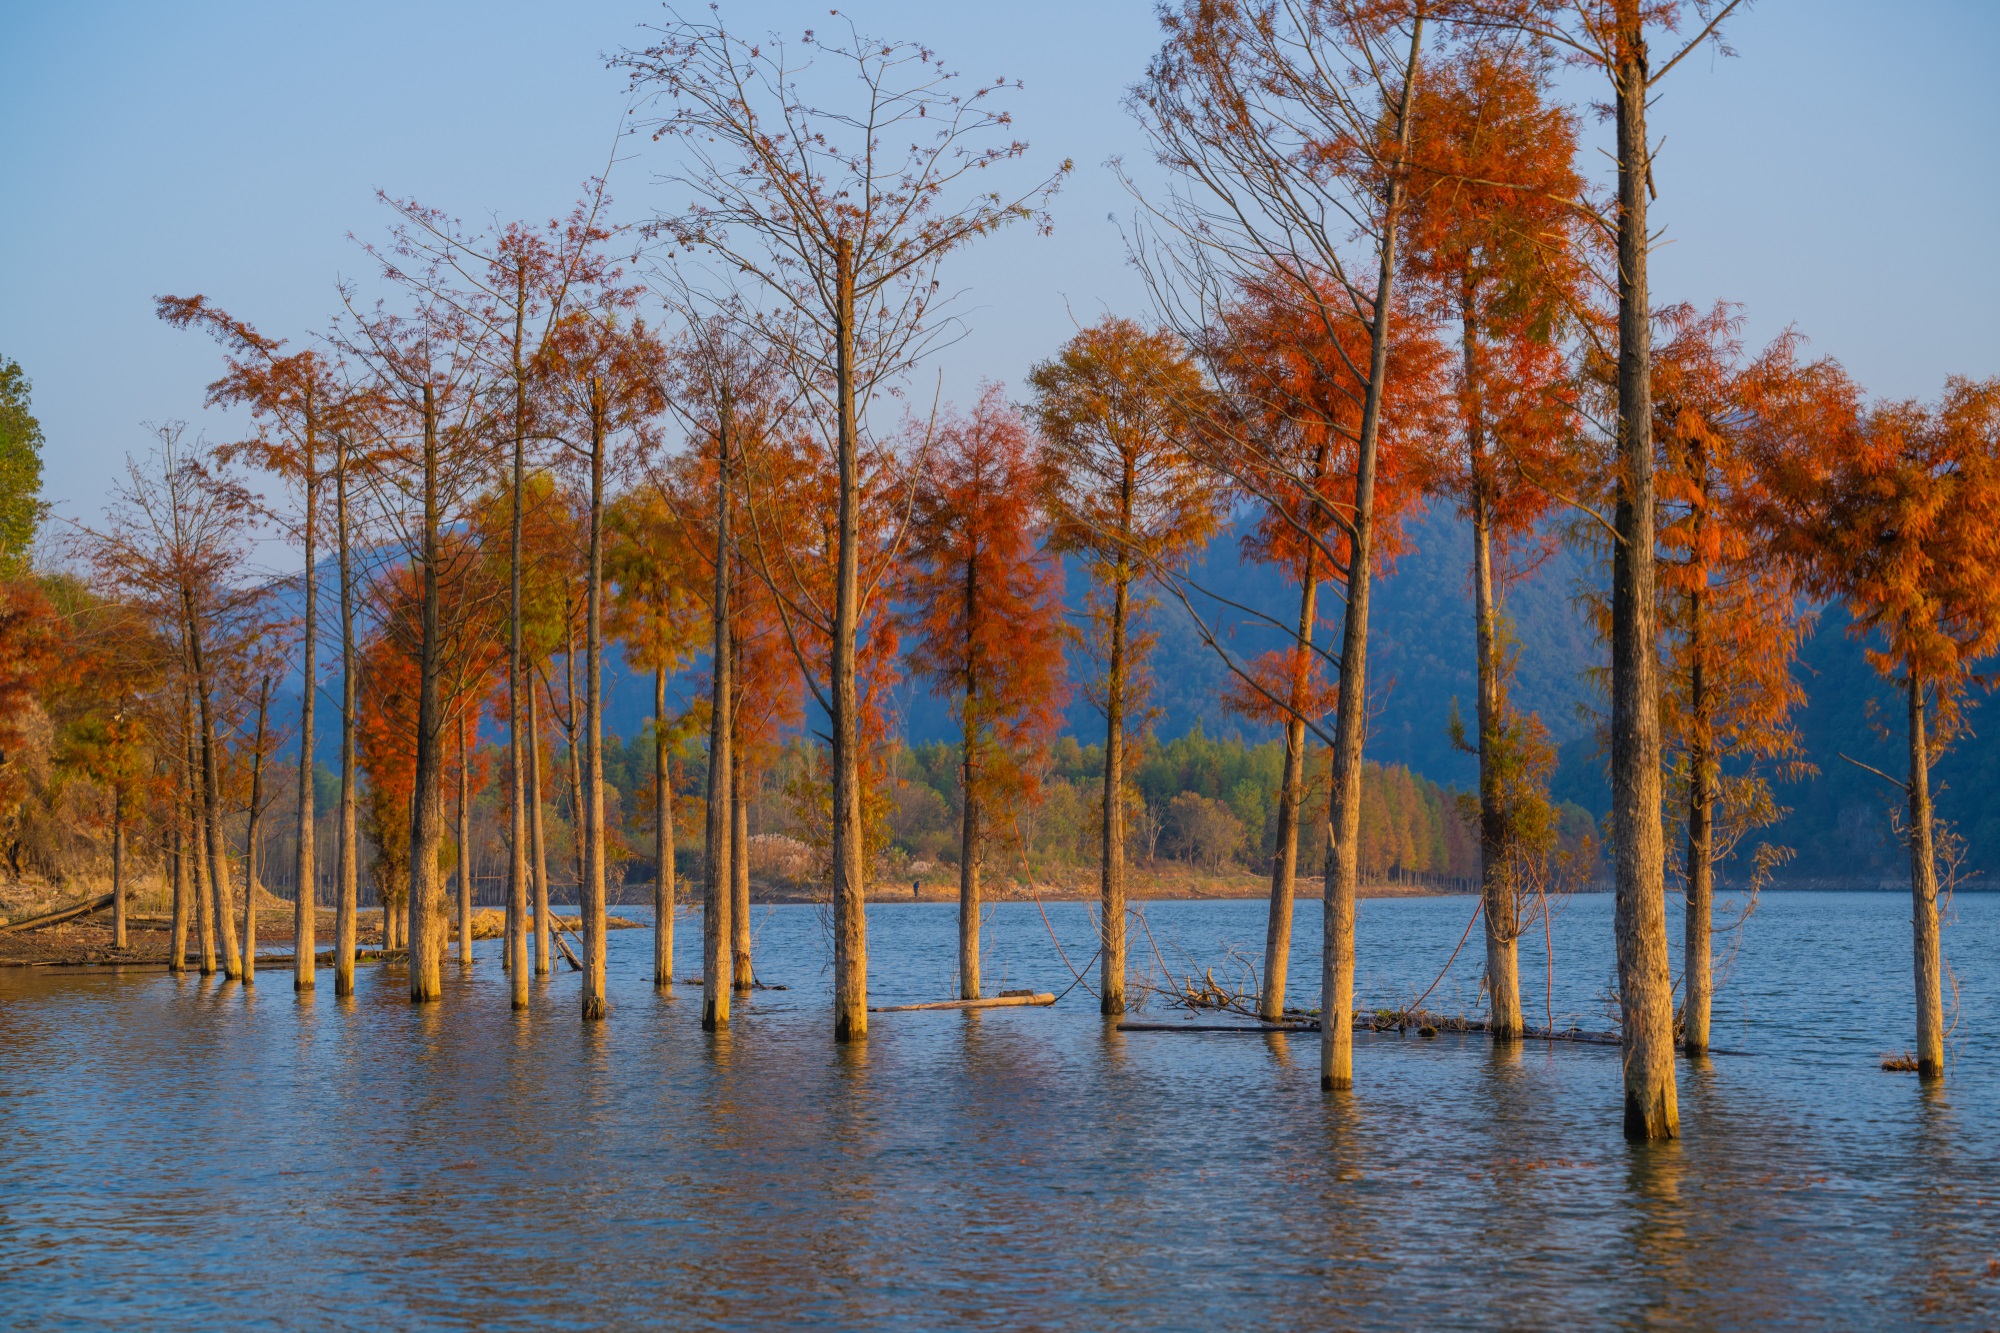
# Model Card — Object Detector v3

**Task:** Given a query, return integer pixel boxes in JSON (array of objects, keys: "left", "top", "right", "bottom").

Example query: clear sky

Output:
[{"left": 4, "top": 0, "right": 1997, "bottom": 551}]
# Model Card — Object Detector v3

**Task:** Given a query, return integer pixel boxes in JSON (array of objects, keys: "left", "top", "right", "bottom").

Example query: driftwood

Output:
[
  {"left": 871, "top": 992, "right": 1057, "bottom": 1013},
  {"left": 0, "top": 893, "right": 115, "bottom": 934},
  {"left": 548, "top": 921, "right": 584, "bottom": 973},
  {"left": 1118, "top": 1021, "right": 1310, "bottom": 1033}
]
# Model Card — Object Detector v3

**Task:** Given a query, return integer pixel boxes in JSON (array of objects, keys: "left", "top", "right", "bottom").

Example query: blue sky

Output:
[{"left": 4, "top": 0, "right": 1997, "bottom": 557}]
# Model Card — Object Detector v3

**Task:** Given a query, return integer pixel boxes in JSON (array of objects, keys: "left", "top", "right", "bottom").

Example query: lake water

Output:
[{"left": 3, "top": 890, "right": 1998, "bottom": 1329}]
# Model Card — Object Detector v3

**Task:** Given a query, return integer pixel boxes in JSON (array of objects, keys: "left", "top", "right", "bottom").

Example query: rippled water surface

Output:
[{"left": 4, "top": 890, "right": 1999, "bottom": 1329}]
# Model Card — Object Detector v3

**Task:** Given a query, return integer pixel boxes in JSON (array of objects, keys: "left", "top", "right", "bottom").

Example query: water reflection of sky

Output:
[{"left": 2, "top": 892, "right": 1995, "bottom": 1328}]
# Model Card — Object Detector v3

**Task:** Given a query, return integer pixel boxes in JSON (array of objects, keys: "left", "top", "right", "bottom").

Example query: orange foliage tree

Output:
[{"left": 897, "top": 387, "right": 1069, "bottom": 999}]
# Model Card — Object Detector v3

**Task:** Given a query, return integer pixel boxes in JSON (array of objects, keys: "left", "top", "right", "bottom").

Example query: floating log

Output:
[
  {"left": 1118, "top": 1021, "right": 1311, "bottom": 1033},
  {"left": 0, "top": 893, "right": 115, "bottom": 934},
  {"left": 872, "top": 992, "right": 1057, "bottom": 1013}
]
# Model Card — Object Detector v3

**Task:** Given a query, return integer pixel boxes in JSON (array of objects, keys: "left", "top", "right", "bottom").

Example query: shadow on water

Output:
[{"left": 1, "top": 891, "right": 1998, "bottom": 1328}]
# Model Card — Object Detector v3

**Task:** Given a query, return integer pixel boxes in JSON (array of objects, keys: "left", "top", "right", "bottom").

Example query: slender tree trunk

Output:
[
  {"left": 168, "top": 821, "right": 188, "bottom": 972},
  {"left": 1321, "top": 12, "right": 1423, "bottom": 1093},
  {"left": 1908, "top": 677, "right": 1946, "bottom": 1079},
  {"left": 529, "top": 686, "right": 551, "bottom": 975},
  {"left": 189, "top": 726, "right": 215, "bottom": 975},
  {"left": 111, "top": 786, "right": 127, "bottom": 950},
  {"left": 582, "top": 385, "right": 609, "bottom": 1021},
  {"left": 1683, "top": 581, "right": 1715, "bottom": 1055},
  {"left": 406, "top": 384, "right": 447, "bottom": 1003},
  {"left": 242, "top": 677, "right": 270, "bottom": 986},
  {"left": 703, "top": 393, "right": 735, "bottom": 1030},
  {"left": 187, "top": 603, "right": 242, "bottom": 980},
  {"left": 829, "top": 236, "right": 869, "bottom": 1041},
  {"left": 564, "top": 639, "right": 585, "bottom": 898},
  {"left": 458, "top": 714, "right": 473, "bottom": 966},
  {"left": 732, "top": 754, "right": 751, "bottom": 990},
  {"left": 295, "top": 426, "right": 318, "bottom": 990},
  {"left": 1608, "top": 21, "right": 1679, "bottom": 1140},
  {"left": 335, "top": 431, "right": 359, "bottom": 996},
  {"left": 508, "top": 268, "right": 531, "bottom": 1008},
  {"left": 654, "top": 667, "right": 675, "bottom": 988},
  {"left": 1100, "top": 558, "right": 1131, "bottom": 1016},
  {"left": 1260, "top": 562, "right": 1316, "bottom": 1020},
  {"left": 959, "top": 685, "right": 983, "bottom": 1001}
]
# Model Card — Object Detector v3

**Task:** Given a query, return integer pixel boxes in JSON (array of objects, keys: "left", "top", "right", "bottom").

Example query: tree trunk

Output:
[
  {"left": 529, "top": 686, "right": 552, "bottom": 976},
  {"left": 335, "top": 430, "right": 359, "bottom": 997},
  {"left": 458, "top": 714, "right": 474, "bottom": 966},
  {"left": 654, "top": 667, "right": 674, "bottom": 988},
  {"left": 111, "top": 787, "right": 127, "bottom": 950},
  {"left": 1908, "top": 677, "right": 1946, "bottom": 1079},
  {"left": 295, "top": 425, "right": 318, "bottom": 991},
  {"left": 188, "top": 603, "right": 242, "bottom": 981},
  {"left": 508, "top": 269, "right": 531, "bottom": 1008},
  {"left": 190, "top": 732, "right": 215, "bottom": 975},
  {"left": 243, "top": 677, "right": 270, "bottom": 986},
  {"left": 829, "top": 235, "right": 869, "bottom": 1042},
  {"left": 1683, "top": 581, "right": 1715, "bottom": 1056},
  {"left": 703, "top": 390, "right": 735, "bottom": 1030},
  {"left": 732, "top": 754, "right": 751, "bottom": 990},
  {"left": 1608, "top": 23, "right": 1679, "bottom": 1140},
  {"left": 959, "top": 684, "right": 983, "bottom": 1002},
  {"left": 1260, "top": 563, "right": 1316, "bottom": 1020},
  {"left": 581, "top": 382, "right": 610, "bottom": 1021},
  {"left": 1472, "top": 495, "right": 1522, "bottom": 1039},
  {"left": 1320, "top": 11, "right": 1424, "bottom": 1094},
  {"left": 168, "top": 821, "right": 188, "bottom": 972},
  {"left": 406, "top": 383, "right": 447, "bottom": 1003},
  {"left": 1101, "top": 558, "right": 1130, "bottom": 1017}
]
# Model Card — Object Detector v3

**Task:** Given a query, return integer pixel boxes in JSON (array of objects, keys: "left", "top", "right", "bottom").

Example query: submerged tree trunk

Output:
[
  {"left": 1908, "top": 677, "right": 1946, "bottom": 1079},
  {"left": 1472, "top": 491, "right": 1522, "bottom": 1039},
  {"left": 1608, "top": 26, "right": 1679, "bottom": 1140},
  {"left": 507, "top": 266, "right": 531, "bottom": 1006},
  {"left": 1260, "top": 563, "right": 1317, "bottom": 1021},
  {"left": 111, "top": 787, "right": 127, "bottom": 950},
  {"left": 168, "top": 822, "right": 188, "bottom": 972},
  {"left": 335, "top": 430, "right": 360, "bottom": 997},
  {"left": 529, "top": 685, "right": 552, "bottom": 976},
  {"left": 242, "top": 677, "right": 271, "bottom": 985},
  {"left": 458, "top": 714, "right": 474, "bottom": 966},
  {"left": 829, "top": 236, "right": 869, "bottom": 1042},
  {"left": 188, "top": 605, "right": 242, "bottom": 981},
  {"left": 732, "top": 757, "right": 750, "bottom": 991},
  {"left": 407, "top": 384, "right": 448, "bottom": 1003},
  {"left": 295, "top": 437, "right": 319, "bottom": 991},
  {"left": 959, "top": 686, "right": 983, "bottom": 1001},
  {"left": 1683, "top": 580, "right": 1715, "bottom": 1055},
  {"left": 703, "top": 393, "right": 735, "bottom": 1030},
  {"left": 1100, "top": 556, "right": 1131, "bottom": 1017},
  {"left": 581, "top": 382, "right": 609, "bottom": 1021},
  {"left": 1320, "top": 14, "right": 1423, "bottom": 1094},
  {"left": 189, "top": 732, "right": 215, "bottom": 976},
  {"left": 654, "top": 668, "right": 675, "bottom": 988}
]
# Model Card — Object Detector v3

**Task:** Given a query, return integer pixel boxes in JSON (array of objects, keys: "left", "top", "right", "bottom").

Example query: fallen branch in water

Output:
[{"left": 872, "top": 991, "right": 1057, "bottom": 1013}]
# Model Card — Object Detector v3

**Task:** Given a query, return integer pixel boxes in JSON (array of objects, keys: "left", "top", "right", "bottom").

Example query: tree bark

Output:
[
  {"left": 1683, "top": 582, "right": 1715, "bottom": 1056},
  {"left": 187, "top": 600, "right": 242, "bottom": 980},
  {"left": 959, "top": 679, "right": 983, "bottom": 1002},
  {"left": 1320, "top": 13, "right": 1423, "bottom": 1093},
  {"left": 189, "top": 727, "right": 215, "bottom": 976},
  {"left": 829, "top": 236, "right": 869, "bottom": 1042},
  {"left": 581, "top": 381, "right": 609, "bottom": 1021},
  {"left": 406, "top": 383, "right": 447, "bottom": 1003},
  {"left": 1608, "top": 19, "right": 1679, "bottom": 1140},
  {"left": 529, "top": 686, "right": 552, "bottom": 976},
  {"left": 294, "top": 413, "right": 318, "bottom": 991},
  {"left": 242, "top": 677, "right": 270, "bottom": 985},
  {"left": 1260, "top": 563, "right": 1316, "bottom": 1020},
  {"left": 508, "top": 266, "right": 531, "bottom": 1008},
  {"left": 1100, "top": 551, "right": 1131, "bottom": 1017},
  {"left": 702, "top": 388, "right": 735, "bottom": 1030},
  {"left": 168, "top": 821, "right": 188, "bottom": 972},
  {"left": 458, "top": 713, "right": 473, "bottom": 966},
  {"left": 111, "top": 786, "right": 127, "bottom": 950},
  {"left": 335, "top": 430, "right": 360, "bottom": 997},
  {"left": 1472, "top": 494, "right": 1522, "bottom": 1039},
  {"left": 653, "top": 667, "right": 675, "bottom": 988},
  {"left": 1908, "top": 677, "right": 1946, "bottom": 1079},
  {"left": 732, "top": 752, "right": 751, "bottom": 990}
]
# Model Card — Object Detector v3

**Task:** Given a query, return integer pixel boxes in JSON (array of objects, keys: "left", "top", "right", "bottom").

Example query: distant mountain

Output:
[{"left": 273, "top": 504, "right": 2000, "bottom": 882}]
